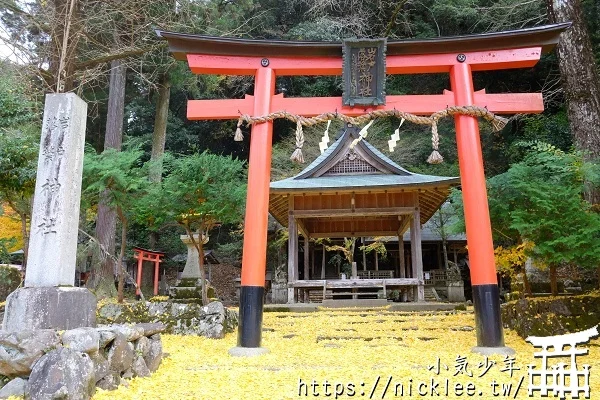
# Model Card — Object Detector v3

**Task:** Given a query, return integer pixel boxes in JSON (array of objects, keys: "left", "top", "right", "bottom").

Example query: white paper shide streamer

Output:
[
  {"left": 388, "top": 118, "right": 405, "bottom": 152},
  {"left": 350, "top": 120, "right": 374, "bottom": 148},
  {"left": 319, "top": 120, "right": 331, "bottom": 154}
]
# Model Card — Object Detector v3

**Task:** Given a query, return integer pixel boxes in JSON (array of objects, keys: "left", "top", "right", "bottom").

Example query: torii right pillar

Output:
[{"left": 451, "top": 61, "right": 512, "bottom": 354}]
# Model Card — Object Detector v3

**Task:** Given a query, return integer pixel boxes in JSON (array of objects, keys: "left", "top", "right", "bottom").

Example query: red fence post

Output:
[
  {"left": 153, "top": 256, "right": 160, "bottom": 296},
  {"left": 135, "top": 251, "right": 143, "bottom": 297}
]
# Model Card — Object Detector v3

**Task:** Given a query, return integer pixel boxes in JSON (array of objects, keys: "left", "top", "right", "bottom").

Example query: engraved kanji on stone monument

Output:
[
  {"left": 342, "top": 38, "right": 386, "bottom": 107},
  {"left": 25, "top": 93, "right": 88, "bottom": 287}
]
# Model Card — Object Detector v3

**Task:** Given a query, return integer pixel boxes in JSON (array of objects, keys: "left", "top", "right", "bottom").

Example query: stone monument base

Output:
[
  {"left": 168, "top": 278, "right": 215, "bottom": 304},
  {"left": 3, "top": 287, "right": 96, "bottom": 331},
  {"left": 471, "top": 346, "right": 515, "bottom": 356},
  {"left": 228, "top": 346, "right": 269, "bottom": 357}
]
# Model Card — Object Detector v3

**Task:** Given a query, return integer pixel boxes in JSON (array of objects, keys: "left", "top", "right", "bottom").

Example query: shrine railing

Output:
[{"left": 356, "top": 270, "right": 394, "bottom": 279}]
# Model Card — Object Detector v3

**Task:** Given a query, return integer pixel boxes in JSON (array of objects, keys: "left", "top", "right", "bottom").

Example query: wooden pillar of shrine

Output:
[
  {"left": 288, "top": 197, "right": 298, "bottom": 304},
  {"left": 410, "top": 195, "right": 424, "bottom": 301},
  {"left": 321, "top": 246, "right": 326, "bottom": 279},
  {"left": 303, "top": 236, "right": 309, "bottom": 281},
  {"left": 235, "top": 67, "right": 276, "bottom": 351},
  {"left": 398, "top": 235, "right": 406, "bottom": 278},
  {"left": 362, "top": 238, "right": 367, "bottom": 271},
  {"left": 136, "top": 256, "right": 143, "bottom": 295},
  {"left": 311, "top": 245, "right": 315, "bottom": 278}
]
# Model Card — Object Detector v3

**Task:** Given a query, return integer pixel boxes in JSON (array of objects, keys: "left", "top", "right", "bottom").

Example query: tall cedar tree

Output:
[
  {"left": 90, "top": 59, "right": 126, "bottom": 297},
  {"left": 547, "top": 0, "right": 600, "bottom": 205}
]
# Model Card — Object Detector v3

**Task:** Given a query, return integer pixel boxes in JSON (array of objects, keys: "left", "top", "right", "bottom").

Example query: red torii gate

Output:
[
  {"left": 133, "top": 247, "right": 165, "bottom": 297},
  {"left": 158, "top": 23, "right": 568, "bottom": 354}
]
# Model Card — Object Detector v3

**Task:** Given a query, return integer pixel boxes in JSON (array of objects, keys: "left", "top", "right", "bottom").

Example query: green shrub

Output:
[{"left": 0, "top": 264, "right": 22, "bottom": 301}]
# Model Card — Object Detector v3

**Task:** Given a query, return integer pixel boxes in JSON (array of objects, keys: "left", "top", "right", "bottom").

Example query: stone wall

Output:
[
  {"left": 0, "top": 323, "right": 165, "bottom": 399},
  {"left": 502, "top": 293, "right": 600, "bottom": 338},
  {"left": 97, "top": 300, "right": 238, "bottom": 338}
]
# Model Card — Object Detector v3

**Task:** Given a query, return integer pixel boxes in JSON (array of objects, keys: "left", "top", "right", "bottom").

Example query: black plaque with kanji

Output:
[{"left": 342, "top": 38, "right": 386, "bottom": 107}]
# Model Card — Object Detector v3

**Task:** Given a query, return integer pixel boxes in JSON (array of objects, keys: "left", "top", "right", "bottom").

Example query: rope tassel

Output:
[
  {"left": 491, "top": 115, "right": 509, "bottom": 132},
  {"left": 290, "top": 120, "right": 305, "bottom": 163},
  {"left": 234, "top": 119, "right": 244, "bottom": 141},
  {"left": 426, "top": 121, "right": 444, "bottom": 164}
]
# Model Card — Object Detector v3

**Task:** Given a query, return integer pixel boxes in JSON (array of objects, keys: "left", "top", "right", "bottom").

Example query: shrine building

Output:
[{"left": 269, "top": 124, "right": 461, "bottom": 305}]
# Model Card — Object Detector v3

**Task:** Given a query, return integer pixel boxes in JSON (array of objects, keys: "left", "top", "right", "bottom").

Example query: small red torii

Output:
[
  {"left": 158, "top": 23, "right": 569, "bottom": 354},
  {"left": 133, "top": 247, "right": 165, "bottom": 297}
]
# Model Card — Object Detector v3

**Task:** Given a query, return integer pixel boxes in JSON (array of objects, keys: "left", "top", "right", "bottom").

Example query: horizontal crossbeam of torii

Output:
[{"left": 158, "top": 23, "right": 569, "bottom": 355}]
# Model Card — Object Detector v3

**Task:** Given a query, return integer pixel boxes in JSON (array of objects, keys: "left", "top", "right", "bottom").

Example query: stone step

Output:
[{"left": 321, "top": 299, "right": 389, "bottom": 308}]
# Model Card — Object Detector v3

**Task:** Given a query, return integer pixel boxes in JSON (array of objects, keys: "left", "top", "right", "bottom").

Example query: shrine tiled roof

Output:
[{"left": 270, "top": 128, "right": 459, "bottom": 192}]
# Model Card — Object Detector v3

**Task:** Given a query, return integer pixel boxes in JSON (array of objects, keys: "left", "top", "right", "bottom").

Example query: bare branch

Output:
[{"left": 74, "top": 46, "right": 158, "bottom": 70}]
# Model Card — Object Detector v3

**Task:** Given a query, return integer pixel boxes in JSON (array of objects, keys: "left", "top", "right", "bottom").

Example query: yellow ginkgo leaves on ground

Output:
[{"left": 92, "top": 308, "right": 600, "bottom": 400}]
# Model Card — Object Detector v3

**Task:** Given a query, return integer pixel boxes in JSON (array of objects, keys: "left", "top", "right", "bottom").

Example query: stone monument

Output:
[
  {"left": 169, "top": 234, "right": 211, "bottom": 302},
  {"left": 3, "top": 93, "right": 96, "bottom": 331}
]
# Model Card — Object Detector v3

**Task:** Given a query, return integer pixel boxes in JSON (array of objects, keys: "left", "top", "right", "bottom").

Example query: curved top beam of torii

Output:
[{"left": 157, "top": 22, "right": 569, "bottom": 60}]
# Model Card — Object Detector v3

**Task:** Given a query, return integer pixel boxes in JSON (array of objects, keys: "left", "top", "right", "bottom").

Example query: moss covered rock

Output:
[
  {"left": 502, "top": 293, "right": 600, "bottom": 338},
  {"left": 97, "top": 300, "right": 238, "bottom": 338}
]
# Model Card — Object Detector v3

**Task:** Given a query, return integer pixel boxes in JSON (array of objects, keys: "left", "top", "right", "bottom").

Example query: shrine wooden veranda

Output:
[{"left": 158, "top": 23, "right": 569, "bottom": 353}]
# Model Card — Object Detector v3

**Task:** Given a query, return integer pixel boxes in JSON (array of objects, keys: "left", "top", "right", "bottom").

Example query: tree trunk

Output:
[
  {"left": 104, "top": 59, "right": 126, "bottom": 150},
  {"left": 90, "top": 59, "right": 126, "bottom": 297},
  {"left": 50, "top": 0, "right": 81, "bottom": 92},
  {"left": 19, "top": 210, "right": 29, "bottom": 271},
  {"left": 116, "top": 209, "right": 127, "bottom": 303},
  {"left": 149, "top": 74, "right": 171, "bottom": 183},
  {"left": 522, "top": 266, "right": 532, "bottom": 297},
  {"left": 441, "top": 239, "right": 449, "bottom": 270},
  {"left": 547, "top": 0, "right": 600, "bottom": 205},
  {"left": 148, "top": 231, "right": 159, "bottom": 250},
  {"left": 185, "top": 225, "right": 208, "bottom": 305},
  {"left": 438, "top": 211, "right": 449, "bottom": 270},
  {"left": 549, "top": 265, "right": 558, "bottom": 296},
  {"left": 147, "top": 74, "right": 171, "bottom": 250},
  {"left": 198, "top": 233, "right": 207, "bottom": 305},
  {"left": 5, "top": 196, "right": 31, "bottom": 274}
]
